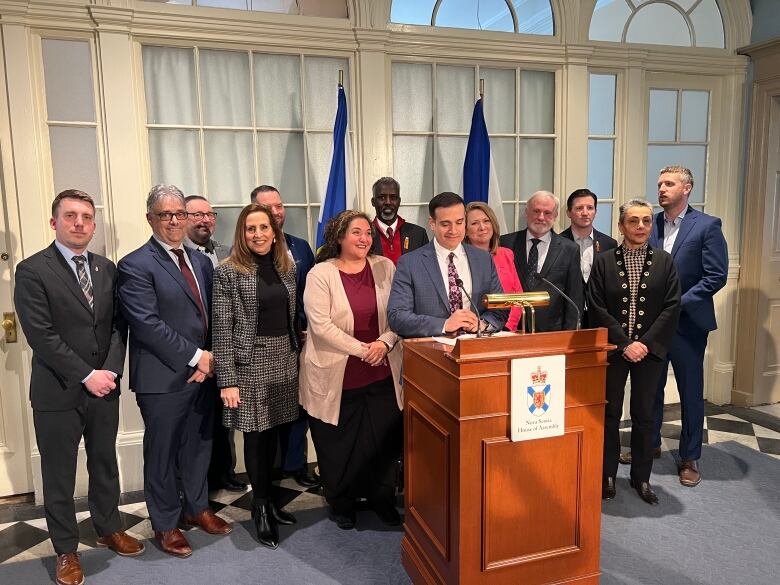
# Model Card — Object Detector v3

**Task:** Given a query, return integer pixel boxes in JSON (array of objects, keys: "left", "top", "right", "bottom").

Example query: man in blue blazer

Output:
[
  {"left": 388, "top": 192, "right": 507, "bottom": 338},
  {"left": 624, "top": 166, "right": 727, "bottom": 487},
  {"left": 251, "top": 184, "right": 318, "bottom": 489},
  {"left": 118, "top": 185, "right": 232, "bottom": 558}
]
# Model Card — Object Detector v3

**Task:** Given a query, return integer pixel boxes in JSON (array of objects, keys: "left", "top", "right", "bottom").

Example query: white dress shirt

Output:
[
  {"left": 525, "top": 230, "right": 553, "bottom": 273},
  {"left": 433, "top": 239, "right": 472, "bottom": 311},
  {"left": 374, "top": 217, "right": 399, "bottom": 238},
  {"left": 663, "top": 207, "right": 687, "bottom": 253},
  {"left": 573, "top": 230, "right": 595, "bottom": 283}
]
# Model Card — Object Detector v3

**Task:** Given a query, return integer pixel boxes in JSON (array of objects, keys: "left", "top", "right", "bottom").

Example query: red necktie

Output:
[
  {"left": 386, "top": 226, "right": 394, "bottom": 250},
  {"left": 172, "top": 248, "right": 207, "bottom": 332}
]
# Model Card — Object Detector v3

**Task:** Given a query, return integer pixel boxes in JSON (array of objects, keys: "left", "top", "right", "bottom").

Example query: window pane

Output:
[
  {"left": 49, "top": 126, "right": 102, "bottom": 203},
  {"left": 199, "top": 49, "right": 251, "bottom": 127},
  {"left": 588, "top": 73, "right": 616, "bottom": 135},
  {"left": 304, "top": 57, "right": 350, "bottom": 130},
  {"left": 436, "top": 65, "right": 474, "bottom": 133},
  {"left": 393, "top": 136, "right": 433, "bottom": 203},
  {"left": 283, "top": 206, "right": 310, "bottom": 244},
  {"left": 204, "top": 130, "right": 254, "bottom": 203},
  {"left": 435, "top": 136, "right": 468, "bottom": 194},
  {"left": 88, "top": 208, "right": 107, "bottom": 257},
  {"left": 587, "top": 139, "right": 614, "bottom": 198},
  {"left": 392, "top": 63, "right": 433, "bottom": 132},
  {"left": 690, "top": 0, "right": 725, "bottom": 48},
  {"left": 514, "top": 0, "right": 554, "bottom": 36},
  {"left": 592, "top": 202, "right": 613, "bottom": 237},
  {"left": 42, "top": 39, "right": 95, "bottom": 123},
  {"left": 305, "top": 132, "right": 337, "bottom": 205},
  {"left": 680, "top": 91, "right": 709, "bottom": 142},
  {"left": 491, "top": 137, "right": 515, "bottom": 200},
  {"left": 589, "top": 0, "right": 631, "bottom": 42},
  {"left": 213, "top": 206, "right": 242, "bottom": 249},
  {"left": 482, "top": 68, "right": 515, "bottom": 133},
  {"left": 519, "top": 70, "right": 554, "bottom": 134},
  {"left": 648, "top": 90, "right": 677, "bottom": 142},
  {"left": 436, "top": 0, "right": 515, "bottom": 33},
  {"left": 508, "top": 203, "right": 527, "bottom": 231},
  {"left": 626, "top": 4, "right": 691, "bottom": 47},
  {"left": 519, "top": 138, "right": 554, "bottom": 197},
  {"left": 390, "top": 0, "right": 438, "bottom": 25},
  {"left": 398, "top": 205, "right": 430, "bottom": 231},
  {"left": 198, "top": 0, "right": 247, "bottom": 8},
  {"left": 646, "top": 144, "right": 706, "bottom": 203},
  {"left": 254, "top": 53, "right": 302, "bottom": 128},
  {"left": 143, "top": 46, "right": 198, "bottom": 125},
  {"left": 148, "top": 129, "right": 201, "bottom": 196},
  {"left": 256, "top": 132, "right": 306, "bottom": 204}
]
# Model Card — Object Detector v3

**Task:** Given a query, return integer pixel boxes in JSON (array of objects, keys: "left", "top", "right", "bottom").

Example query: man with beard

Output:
[
  {"left": 370, "top": 177, "right": 428, "bottom": 265},
  {"left": 184, "top": 195, "right": 247, "bottom": 494}
]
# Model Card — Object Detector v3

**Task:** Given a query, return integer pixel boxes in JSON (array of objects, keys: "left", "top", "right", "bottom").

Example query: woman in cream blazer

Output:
[{"left": 300, "top": 210, "right": 403, "bottom": 531}]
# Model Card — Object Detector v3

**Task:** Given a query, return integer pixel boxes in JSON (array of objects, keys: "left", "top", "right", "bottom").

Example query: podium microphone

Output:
[
  {"left": 454, "top": 278, "right": 482, "bottom": 338},
  {"left": 537, "top": 274, "right": 581, "bottom": 330}
]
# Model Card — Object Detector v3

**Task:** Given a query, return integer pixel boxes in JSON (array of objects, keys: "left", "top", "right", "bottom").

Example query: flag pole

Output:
[
  {"left": 479, "top": 78, "right": 484, "bottom": 99},
  {"left": 339, "top": 69, "right": 343, "bottom": 87}
]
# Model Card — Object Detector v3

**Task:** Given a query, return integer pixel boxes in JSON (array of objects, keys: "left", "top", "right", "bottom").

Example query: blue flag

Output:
[{"left": 316, "top": 85, "right": 349, "bottom": 248}]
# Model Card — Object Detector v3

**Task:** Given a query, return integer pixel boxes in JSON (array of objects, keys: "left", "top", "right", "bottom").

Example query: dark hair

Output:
[
  {"left": 52, "top": 189, "right": 95, "bottom": 217},
  {"left": 566, "top": 189, "right": 597, "bottom": 211},
  {"left": 315, "top": 210, "right": 373, "bottom": 263},
  {"left": 184, "top": 195, "right": 208, "bottom": 204},
  {"left": 428, "top": 192, "right": 464, "bottom": 219},
  {"left": 371, "top": 177, "right": 400, "bottom": 199},
  {"left": 226, "top": 203, "right": 293, "bottom": 274},
  {"left": 250, "top": 185, "right": 279, "bottom": 203}
]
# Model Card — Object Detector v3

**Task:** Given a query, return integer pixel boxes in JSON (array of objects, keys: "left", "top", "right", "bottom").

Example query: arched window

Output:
[
  {"left": 589, "top": 0, "right": 725, "bottom": 48},
  {"left": 390, "top": 0, "right": 554, "bottom": 36}
]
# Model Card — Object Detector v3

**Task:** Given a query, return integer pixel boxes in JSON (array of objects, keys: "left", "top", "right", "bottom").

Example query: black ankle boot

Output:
[
  {"left": 252, "top": 500, "right": 279, "bottom": 549},
  {"left": 268, "top": 501, "right": 296, "bottom": 525}
]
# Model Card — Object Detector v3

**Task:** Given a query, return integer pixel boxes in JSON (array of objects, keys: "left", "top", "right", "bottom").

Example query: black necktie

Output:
[
  {"left": 528, "top": 238, "right": 541, "bottom": 288},
  {"left": 72, "top": 255, "right": 93, "bottom": 309}
]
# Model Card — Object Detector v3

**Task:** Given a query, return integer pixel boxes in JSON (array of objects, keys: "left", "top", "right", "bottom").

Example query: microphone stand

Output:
[
  {"left": 537, "top": 274, "right": 581, "bottom": 330},
  {"left": 455, "top": 278, "right": 482, "bottom": 338}
]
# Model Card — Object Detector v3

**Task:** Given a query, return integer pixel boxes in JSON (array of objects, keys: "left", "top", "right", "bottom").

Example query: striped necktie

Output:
[{"left": 72, "top": 255, "right": 93, "bottom": 309}]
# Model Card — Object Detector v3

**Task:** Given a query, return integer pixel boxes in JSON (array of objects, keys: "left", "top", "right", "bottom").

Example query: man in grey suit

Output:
[
  {"left": 15, "top": 190, "right": 144, "bottom": 585},
  {"left": 388, "top": 192, "right": 507, "bottom": 338},
  {"left": 183, "top": 195, "right": 246, "bottom": 493},
  {"left": 500, "top": 191, "right": 584, "bottom": 332}
]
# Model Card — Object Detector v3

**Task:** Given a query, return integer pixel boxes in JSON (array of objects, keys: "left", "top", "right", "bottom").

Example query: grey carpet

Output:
[{"left": 1, "top": 441, "right": 777, "bottom": 584}]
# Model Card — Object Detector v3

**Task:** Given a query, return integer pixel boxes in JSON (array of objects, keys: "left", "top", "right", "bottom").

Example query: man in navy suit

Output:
[
  {"left": 251, "top": 184, "right": 318, "bottom": 489},
  {"left": 560, "top": 188, "right": 618, "bottom": 328},
  {"left": 500, "top": 191, "right": 584, "bottom": 332},
  {"left": 388, "top": 192, "right": 507, "bottom": 338},
  {"left": 622, "top": 166, "right": 727, "bottom": 487},
  {"left": 118, "top": 185, "right": 232, "bottom": 558}
]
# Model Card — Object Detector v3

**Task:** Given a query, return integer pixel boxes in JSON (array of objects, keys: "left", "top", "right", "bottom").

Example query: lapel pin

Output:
[{"left": 95, "top": 266, "right": 99, "bottom": 272}]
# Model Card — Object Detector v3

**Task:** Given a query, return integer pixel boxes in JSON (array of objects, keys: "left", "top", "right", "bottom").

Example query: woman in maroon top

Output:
[{"left": 300, "top": 211, "right": 403, "bottom": 530}]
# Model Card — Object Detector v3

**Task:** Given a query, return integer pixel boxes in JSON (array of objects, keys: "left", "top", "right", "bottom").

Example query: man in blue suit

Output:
[
  {"left": 251, "top": 184, "right": 318, "bottom": 489},
  {"left": 118, "top": 185, "right": 232, "bottom": 558},
  {"left": 621, "top": 166, "right": 727, "bottom": 487},
  {"left": 388, "top": 192, "right": 507, "bottom": 338}
]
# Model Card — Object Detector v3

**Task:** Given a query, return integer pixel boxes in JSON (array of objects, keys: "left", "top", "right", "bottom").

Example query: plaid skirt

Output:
[{"left": 222, "top": 334, "right": 299, "bottom": 433}]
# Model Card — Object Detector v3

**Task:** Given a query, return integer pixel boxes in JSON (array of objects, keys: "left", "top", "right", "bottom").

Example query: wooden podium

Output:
[{"left": 401, "top": 329, "right": 611, "bottom": 585}]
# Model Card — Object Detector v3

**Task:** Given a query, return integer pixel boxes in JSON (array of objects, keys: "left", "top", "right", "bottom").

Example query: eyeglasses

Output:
[
  {"left": 188, "top": 212, "right": 219, "bottom": 221},
  {"left": 153, "top": 211, "right": 188, "bottom": 221}
]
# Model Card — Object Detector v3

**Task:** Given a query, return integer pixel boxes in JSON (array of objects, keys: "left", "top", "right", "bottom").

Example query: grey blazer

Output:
[{"left": 212, "top": 259, "right": 299, "bottom": 390}]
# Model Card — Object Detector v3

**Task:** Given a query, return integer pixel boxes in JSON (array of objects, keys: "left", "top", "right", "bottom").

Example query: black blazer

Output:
[
  {"left": 371, "top": 219, "right": 429, "bottom": 258},
  {"left": 587, "top": 246, "right": 681, "bottom": 359},
  {"left": 15, "top": 242, "right": 126, "bottom": 411},
  {"left": 559, "top": 227, "right": 618, "bottom": 256},
  {"left": 499, "top": 229, "right": 584, "bottom": 332}
]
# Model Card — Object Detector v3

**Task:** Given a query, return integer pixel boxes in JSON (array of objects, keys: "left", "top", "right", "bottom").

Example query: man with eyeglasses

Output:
[
  {"left": 500, "top": 191, "right": 583, "bottom": 332},
  {"left": 183, "top": 195, "right": 247, "bottom": 494},
  {"left": 118, "top": 185, "right": 232, "bottom": 559}
]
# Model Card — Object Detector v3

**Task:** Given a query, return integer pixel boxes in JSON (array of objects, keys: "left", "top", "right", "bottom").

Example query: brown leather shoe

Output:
[
  {"left": 678, "top": 460, "right": 701, "bottom": 487},
  {"left": 55, "top": 552, "right": 84, "bottom": 585},
  {"left": 154, "top": 528, "right": 192, "bottom": 558},
  {"left": 96, "top": 531, "right": 145, "bottom": 557},
  {"left": 618, "top": 447, "right": 662, "bottom": 465},
  {"left": 182, "top": 509, "right": 232, "bottom": 535}
]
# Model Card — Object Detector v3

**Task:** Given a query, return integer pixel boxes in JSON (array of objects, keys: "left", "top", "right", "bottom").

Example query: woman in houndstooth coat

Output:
[{"left": 212, "top": 203, "right": 301, "bottom": 550}]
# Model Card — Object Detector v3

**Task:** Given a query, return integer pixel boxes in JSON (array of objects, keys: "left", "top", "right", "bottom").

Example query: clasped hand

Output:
[
  {"left": 622, "top": 341, "right": 648, "bottom": 363},
  {"left": 361, "top": 340, "right": 388, "bottom": 366},
  {"left": 444, "top": 309, "right": 478, "bottom": 334},
  {"left": 84, "top": 370, "right": 116, "bottom": 397}
]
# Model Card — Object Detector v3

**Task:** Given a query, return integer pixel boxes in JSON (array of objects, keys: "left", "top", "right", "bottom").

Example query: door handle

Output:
[{"left": 2, "top": 312, "right": 17, "bottom": 343}]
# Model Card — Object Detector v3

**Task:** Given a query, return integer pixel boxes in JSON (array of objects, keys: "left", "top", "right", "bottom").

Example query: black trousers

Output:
[
  {"left": 136, "top": 385, "right": 213, "bottom": 531},
  {"left": 243, "top": 426, "right": 279, "bottom": 501},
  {"left": 33, "top": 394, "right": 122, "bottom": 554},
  {"left": 208, "top": 391, "right": 236, "bottom": 483},
  {"left": 309, "top": 377, "right": 402, "bottom": 515},
  {"left": 603, "top": 353, "right": 666, "bottom": 484}
]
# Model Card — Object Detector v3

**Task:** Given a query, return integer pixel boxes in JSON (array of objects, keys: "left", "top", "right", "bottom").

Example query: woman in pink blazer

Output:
[
  {"left": 299, "top": 210, "right": 403, "bottom": 531},
  {"left": 465, "top": 202, "right": 523, "bottom": 331}
]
